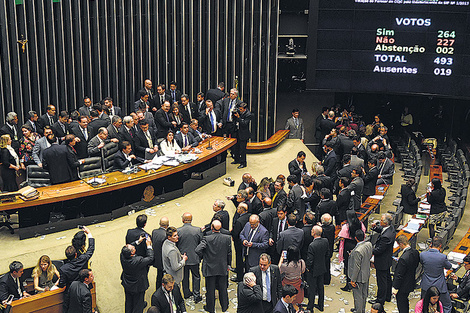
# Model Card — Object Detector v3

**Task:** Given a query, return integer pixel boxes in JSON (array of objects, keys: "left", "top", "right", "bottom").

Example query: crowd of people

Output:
[{"left": 0, "top": 80, "right": 253, "bottom": 190}]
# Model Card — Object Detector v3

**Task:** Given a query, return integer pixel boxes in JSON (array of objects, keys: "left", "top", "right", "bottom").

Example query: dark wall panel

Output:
[{"left": 0, "top": 0, "right": 279, "bottom": 141}]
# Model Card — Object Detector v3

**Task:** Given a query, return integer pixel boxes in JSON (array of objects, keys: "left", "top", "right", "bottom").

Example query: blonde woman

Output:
[
  {"left": 0, "top": 134, "right": 24, "bottom": 191},
  {"left": 32, "top": 255, "right": 60, "bottom": 292}
]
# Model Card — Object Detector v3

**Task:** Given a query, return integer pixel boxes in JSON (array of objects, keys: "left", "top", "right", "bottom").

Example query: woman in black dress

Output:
[
  {"left": 0, "top": 134, "right": 23, "bottom": 191},
  {"left": 400, "top": 177, "right": 420, "bottom": 224},
  {"left": 427, "top": 178, "right": 446, "bottom": 239}
]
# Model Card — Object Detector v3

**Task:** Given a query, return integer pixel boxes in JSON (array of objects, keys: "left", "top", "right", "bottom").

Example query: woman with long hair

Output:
[
  {"left": 427, "top": 178, "right": 446, "bottom": 238},
  {"left": 0, "top": 134, "right": 24, "bottom": 191},
  {"left": 278, "top": 245, "right": 306, "bottom": 305},
  {"left": 160, "top": 130, "right": 181, "bottom": 156},
  {"left": 338, "top": 210, "right": 366, "bottom": 291},
  {"left": 19, "top": 124, "right": 40, "bottom": 167},
  {"left": 415, "top": 286, "right": 443, "bottom": 313},
  {"left": 32, "top": 255, "right": 60, "bottom": 293}
]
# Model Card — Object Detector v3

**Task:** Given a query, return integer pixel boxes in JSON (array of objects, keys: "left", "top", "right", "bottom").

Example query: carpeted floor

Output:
[{"left": 0, "top": 139, "right": 468, "bottom": 313}]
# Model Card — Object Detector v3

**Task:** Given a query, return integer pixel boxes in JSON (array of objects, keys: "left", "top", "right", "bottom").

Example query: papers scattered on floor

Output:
[
  {"left": 448, "top": 252, "right": 467, "bottom": 263},
  {"left": 330, "top": 264, "right": 342, "bottom": 277}
]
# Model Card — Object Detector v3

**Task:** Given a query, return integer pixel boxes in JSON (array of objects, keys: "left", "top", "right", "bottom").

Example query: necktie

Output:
[
  {"left": 228, "top": 100, "right": 234, "bottom": 121},
  {"left": 184, "top": 135, "right": 188, "bottom": 147},
  {"left": 294, "top": 118, "right": 298, "bottom": 128},
  {"left": 187, "top": 105, "right": 192, "bottom": 120},
  {"left": 272, "top": 192, "right": 278, "bottom": 208},
  {"left": 61, "top": 123, "right": 65, "bottom": 133},
  {"left": 165, "top": 112, "right": 170, "bottom": 123},
  {"left": 49, "top": 116, "right": 54, "bottom": 126},
  {"left": 32, "top": 122, "right": 36, "bottom": 132},
  {"left": 278, "top": 220, "right": 283, "bottom": 239},
  {"left": 83, "top": 128, "right": 88, "bottom": 140},
  {"left": 16, "top": 278, "right": 22, "bottom": 297},
  {"left": 266, "top": 270, "right": 271, "bottom": 302},
  {"left": 288, "top": 304, "right": 295, "bottom": 313},
  {"left": 209, "top": 112, "right": 216, "bottom": 133},
  {"left": 168, "top": 292, "right": 175, "bottom": 313},
  {"left": 146, "top": 131, "right": 154, "bottom": 148},
  {"left": 172, "top": 90, "right": 176, "bottom": 102}
]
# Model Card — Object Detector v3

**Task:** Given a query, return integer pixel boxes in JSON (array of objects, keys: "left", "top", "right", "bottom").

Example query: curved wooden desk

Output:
[{"left": 247, "top": 130, "right": 290, "bottom": 152}]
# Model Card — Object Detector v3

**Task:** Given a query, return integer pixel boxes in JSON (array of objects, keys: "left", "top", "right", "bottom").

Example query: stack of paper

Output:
[
  {"left": 403, "top": 220, "right": 422, "bottom": 233},
  {"left": 448, "top": 252, "right": 467, "bottom": 263},
  {"left": 369, "top": 195, "right": 384, "bottom": 200}
]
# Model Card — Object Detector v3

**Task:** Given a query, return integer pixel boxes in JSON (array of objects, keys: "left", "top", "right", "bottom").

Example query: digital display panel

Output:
[{"left": 309, "top": 0, "right": 470, "bottom": 98}]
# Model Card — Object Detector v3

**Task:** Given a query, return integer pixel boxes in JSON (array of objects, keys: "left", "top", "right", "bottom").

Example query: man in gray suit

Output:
[
  {"left": 276, "top": 214, "right": 304, "bottom": 254},
  {"left": 348, "top": 229, "right": 373, "bottom": 313},
  {"left": 152, "top": 217, "right": 169, "bottom": 289},
  {"left": 87, "top": 127, "right": 119, "bottom": 157},
  {"left": 32, "top": 126, "right": 57, "bottom": 167},
  {"left": 195, "top": 220, "right": 232, "bottom": 313},
  {"left": 346, "top": 167, "right": 364, "bottom": 211},
  {"left": 177, "top": 213, "right": 203, "bottom": 303},
  {"left": 284, "top": 109, "right": 304, "bottom": 142},
  {"left": 107, "top": 116, "right": 122, "bottom": 140},
  {"left": 162, "top": 226, "right": 187, "bottom": 286}
]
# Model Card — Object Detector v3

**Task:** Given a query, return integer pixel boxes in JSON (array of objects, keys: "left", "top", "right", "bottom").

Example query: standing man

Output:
[
  {"left": 0, "top": 261, "right": 31, "bottom": 302},
  {"left": 79, "top": 96, "right": 93, "bottom": 118},
  {"left": 346, "top": 167, "right": 364, "bottom": 211},
  {"left": 376, "top": 152, "right": 395, "bottom": 185},
  {"left": 269, "top": 207, "right": 288, "bottom": 265},
  {"left": 232, "top": 203, "right": 251, "bottom": 282},
  {"left": 233, "top": 102, "right": 252, "bottom": 169},
  {"left": 71, "top": 115, "right": 93, "bottom": 159},
  {"left": 120, "top": 238, "right": 154, "bottom": 313},
  {"left": 286, "top": 174, "right": 305, "bottom": 224},
  {"left": 0, "top": 112, "right": 20, "bottom": 153},
  {"left": 38, "top": 105, "right": 58, "bottom": 134},
  {"left": 240, "top": 215, "right": 269, "bottom": 270},
  {"left": 195, "top": 220, "right": 232, "bottom": 313},
  {"left": 152, "top": 217, "right": 170, "bottom": 289},
  {"left": 151, "top": 274, "right": 186, "bottom": 313},
  {"left": 24, "top": 110, "right": 39, "bottom": 134},
  {"left": 392, "top": 235, "right": 420, "bottom": 313},
  {"left": 203, "top": 199, "right": 230, "bottom": 233},
  {"left": 205, "top": 82, "right": 226, "bottom": 105},
  {"left": 322, "top": 142, "right": 338, "bottom": 180},
  {"left": 420, "top": 236, "right": 452, "bottom": 313},
  {"left": 51, "top": 111, "right": 71, "bottom": 142},
  {"left": 220, "top": 88, "right": 242, "bottom": 138},
  {"left": 348, "top": 229, "right": 373, "bottom": 313},
  {"left": 125, "top": 214, "right": 150, "bottom": 257},
  {"left": 155, "top": 84, "right": 172, "bottom": 111},
  {"left": 273, "top": 285, "right": 298, "bottom": 313},
  {"left": 285, "top": 109, "right": 304, "bottom": 142},
  {"left": 177, "top": 213, "right": 203, "bottom": 303},
  {"left": 362, "top": 158, "right": 379, "bottom": 202},
  {"left": 179, "top": 94, "right": 199, "bottom": 124},
  {"left": 306, "top": 226, "right": 329, "bottom": 312},
  {"left": 370, "top": 213, "right": 396, "bottom": 305},
  {"left": 162, "top": 227, "right": 187, "bottom": 286},
  {"left": 271, "top": 179, "right": 287, "bottom": 210},
  {"left": 288, "top": 151, "right": 307, "bottom": 184},
  {"left": 155, "top": 101, "right": 177, "bottom": 138},
  {"left": 64, "top": 269, "right": 95, "bottom": 313},
  {"left": 250, "top": 253, "right": 282, "bottom": 313},
  {"left": 276, "top": 214, "right": 304, "bottom": 254},
  {"left": 137, "top": 79, "right": 156, "bottom": 110}
]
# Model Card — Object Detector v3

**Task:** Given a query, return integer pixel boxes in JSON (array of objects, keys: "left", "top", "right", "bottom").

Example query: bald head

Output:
[
  {"left": 312, "top": 225, "right": 323, "bottom": 237},
  {"left": 242, "top": 173, "right": 252, "bottom": 183},
  {"left": 321, "top": 213, "right": 332, "bottom": 225},
  {"left": 237, "top": 203, "right": 248, "bottom": 214},
  {"left": 160, "top": 217, "right": 169, "bottom": 228},
  {"left": 211, "top": 220, "right": 222, "bottom": 231},
  {"left": 249, "top": 214, "right": 260, "bottom": 229},
  {"left": 182, "top": 213, "right": 192, "bottom": 223}
]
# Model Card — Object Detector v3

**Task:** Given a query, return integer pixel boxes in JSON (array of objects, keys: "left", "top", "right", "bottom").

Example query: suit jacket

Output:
[
  {"left": 0, "top": 273, "right": 24, "bottom": 301},
  {"left": 454, "top": 270, "right": 470, "bottom": 299},
  {"left": 188, "top": 127, "right": 203, "bottom": 143},
  {"left": 250, "top": 265, "right": 282, "bottom": 304},
  {"left": 162, "top": 239, "right": 185, "bottom": 284},
  {"left": 232, "top": 213, "right": 251, "bottom": 244},
  {"left": 277, "top": 226, "right": 304, "bottom": 254},
  {"left": 248, "top": 196, "right": 263, "bottom": 215},
  {"left": 58, "top": 238, "right": 95, "bottom": 289},
  {"left": 306, "top": 237, "right": 330, "bottom": 277},
  {"left": 134, "top": 99, "right": 148, "bottom": 112},
  {"left": 237, "top": 283, "right": 263, "bottom": 313},
  {"left": 88, "top": 118, "right": 109, "bottom": 138},
  {"left": 32, "top": 136, "right": 54, "bottom": 165},
  {"left": 285, "top": 117, "right": 304, "bottom": 140},
  {"left": 167, "top": 89, "right": 182, "bottom": 104},
  {"left": 322, "top": 150, "right": 338, "bottom": 180},
  {"left": 205, "top": 87, "right": 226, "bottom": 104},
  {"left": 118, "top": 127, "right": 135, "bottom": 152},
  {"left": 64, "top": 281, "right": 92, "bottom": 313},
  {"left": 87, "top": 135, "right": 110, "bottom": 157},
  {"left": 363, "top": 166, "right": 379, "bottom": 196},
  {"left": 319, "top": 118, "right": 336, "bottom": 139},
  {"left": 108, "top": 106, "right": 122, "bottom": 118},
  {"left": 270, "top": 218, "right": 288, "bottom": 242},
  {"left": 338, "top": 134, "right": 354, "bottom": 157},
  {"left": 154, "top": 109, "right": 174, "bottom": 138},
  {"left": 316, "top": 174, "right": 333, "bottom": 193},
  {"left": 125, "top": 227, "right": 150, "bottom": 257},
  {"left": 315, "top": 199, "right": 338, "bottom": 224},
  {"left": 155, "top": 93, "right": 172, "bottom": 108},
  {"left": 78, "top": 106, "right": 92, "bottom": 117},
  {"left": 288, "top": 159, "right": 307, "bottom": 184},
  {"left": 177, "top": 223, "right": 203, "bottom": 265},
  {"left": 70, "top": 124, "right": 93, "bottom": 159},
  {"left": 377, "top": 158, "right": 395, "bottom": 185},
  {"left": 203, "top": 210, "right": 230, "bottom": 233},
  {"left": 195, "top": 232, "right": 232, "bottom": 277},
  {"left": 107, "top": 124, "right": 120, "bottom": 140},
  {"left": 200, "top": 107, "right": 221, "bottom": 134},
  {"left": 301, "top": 224, "right": 314, "bottom": 261},
  {"left": 427, "top": 188, "right": 447, "bottom": 215},
  {"left": 113, "top": 150, "right": 138, "bottom": 170},
  {"left": 174, "top": 132, "right": 198, "bottom": 149},
  {"left": 336, "top": 189, "right": 352, "bottom": 222},
  {"left": 346, "top": 177, "right": 364, "bottom": 211},
  {"left": 134, "top": 129, "right": 157, "bottom": 159},
  {"left": 372, "top": 225, "right": 396, "bottom": 270},
  {"left": 350, "top": 155, "right": 364, "bottom": 169},
  {"left": 348, "top": 241, "right": 373, "bottom": 283},
  {"left": 286, "top": 184, "right": 305, "bottom": 220},
  {"left": 259, "top": 207, "right": 276, "bottom": 233},
  {"left": 236, "top": 110, "right": 252, "bottom": 141},
  {"left": 0, "top": 124, "right": 20, "bottom": 153},
  {"left": 38, "top": 113, "right": 57, "bottom": 133},
  {"left": 420, "top": 248, "right": 452, "bottom": 292},
  {"left": 25, "top": 119, "right": 39, "bottom": 134},
  {"left": 239, "top": 223, "right": 269, "bottom": 267},
  {"left": 321, "top": 223, "right": 336, "bottom": 258},
  {"left": 273, "top": 299, "right": 291, "bottom": 313},
  {"left": 400, "top": 184, "right": 419, "bottom": 215},
  {"left": 51, "top": 121, "right": 71, "bottom": 141},
  {"left": 392, "top": 247, "right": 420, "bottom": 293},
  {"left": 271, "top": 189, "right": 287, "bottom": 210},
  {"left": 120, "top": 246, "right": 154, "bottom": 292},
  {"left": 179, "top": 102, "right": 200, "bottom": 124},
  {"left": 219, "top": 98, "right": 242, "bottom": 126},
  {"left": 43, "top": 144, "right": 74, "bottom": 184},
  {"left": 65, "top": 145, "right": 81, "bottom": 181},
  {"left": 152, "top": 227, "right": 167, "bottom": 270},
  {"left": 151, "top": 286, "right": 186, "bottom": 313}
]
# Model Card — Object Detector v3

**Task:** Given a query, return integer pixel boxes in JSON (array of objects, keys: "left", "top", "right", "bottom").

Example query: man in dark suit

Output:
[
  {"left": 335, "top": 154, "right": 354, "bottom": 194},
  {"left": 271, "top": 180, "right": 287, "bottom": 210},
  {"left": 273, "top": 285, "right": 298, "bottom": 313},
  {"left": 64, "top": 269, "right": 94, "bottom": 313},
  {"left": 322, "top": 142, "right": 338, "bottom": 180},
  {"left": 177, "top": 213, "right": 203, "bottom": 303},
  {"left": 240, "top": 215, "right": 269, "bottom": 270},
  {"left": 250, "top": 253, "right": 282, "bottom": 313},
  {"left": 219, "top": 88, "right": 242, "bottom": 137},
  {"left": 346, "top": 167, "right": 364, "bottom": 211},
  {"left": 151, "top": 274, "right": 186, "bottom": 313},
  {"left": 315, "top": 188, "right": 338, "bottom": 225},
  {"left": 195, "top": 220, "right": 232, "bottom": 313},
  {"left": 118, "top": 116, "right": 136, "bottom": 152},
  {"left": 0, "top": 261, "right": 30, "bottom": 302},
  {"left": 155, "top": 84, "right": 172, "bottom": 111},
  {"left": 338, "top": 127, "right": 355, "bottom": 157},
  {"left": 58, "top": 226, "right": 95, "bottom": 290},
  {"left": 200, "top": 99, "right": 222, "bottom": 136},
  {"left": 70, "top": 115, "right": 93, "bottom": 159},
  {"left": 152, "top": 217, "right": 170, "bottom": 289},
  {"left": 377, "top": 152, "right": 395, "bottom": 185},
  {"left": 300, "top": 211, "right": 315, "bottom": 261},
  {"left": 306, "top": 226, "right": 330, "bottom": 312},
  {"left": 246, "top": 187, "right": 263, "bottom": 215},
  {"left": 449, "top": 254, "right": 470, "bottom": 302},
  {"left": 64, "top": 134, "right": 85, "bottom": 181},
  {"left": 175, "top": 123, "right": 198, "bottom": 152},
  {"left": 269, "top": 208, "right": 288, "bottom": 264},
  {"left": 136, "top": 79, "right": 156, "bottom": 110},
  {"left": 78, "top": 96, "right": 93, "bottom": 118},
  {"left": 120, "top": 237, "right": 154, "bottom": 313},
  {"left": 0, "top": 112, "right": 21, "bottom": 153},
  {"left": 237, "top": 272, "right": 263, "bottom": 313},
  {"left": 232, "top": 203, "right": 251, "bottom": 282},
  {"left": 371, "top": 213, "right": 396, "bottom": 305},
  {"left": 315, "top": 107, "right": 329, "bottom": 144},
  {"left": 288, "top": 151, "right": 307, "bottom": 183},
  {"left": 203, "top": 200, "right": 230, "bottom": 233},
  {"left": 88, "top": 110, "right": 109, "bottom": 138},
  {"left": 319, "top": 111, "right": 336, "bottom": 139},
  {"left": 107, "top": 116, "right": 122, "bottom": 141},
  {"left": 24, "top": 110, "right": 39, "bottom": 134},
  {"left": 37, "top": 105, "right": 58, "bottom": 134},
  {"left": 233, "top": 102, "right": 252, "bottom": 168},
  {"left": 134, "top": 120, "right": 158, "bottom": 159},
  {"left": 168, "top": 81, "right": 182, "bottom": 105},
  {"left": 179, "top": 94, "right": 200, "bottom": 124},
  {"left": 154, "top": 101, "right": 176, "bottom": 139},
  {"left": 135, "top": 90, "right": 150, "bottom": 113},
  {"left": 336, "top": 178, "right": 352, "bottom": 225},
  {"left": 392, "top": 235, "right": 420, "bottom": 313},
  {"left": 320, "top": 213, "right": 335, "bottom": 285},
  {"left": 205, "top": 82, "right": 226, "bottom": 104},
  {"left": 87, "top": 127, "right": 119, "bottom": 157},
  {"left": 51, "top": 111, "right": 72, "bottom": 142},
  {"left": 43, "top": 134, "right": 78, "bottom": 185},
  {"left": 125, "top": 214, "right": 150, "bottom": 258},
  {"left": 276, "top": 214, "right": 304, "bottom": 254},
  {"left": 114, "top": 141, "right": 144, "bottom": 170},
  {"left": 286, "top": 175, "right": 305, "bottom": 224},
  {"left": 105, "top": 97, "right": 122, "bottom": 118},
  {"left": 363, "top": 158, "right": 379, "bottom": 202}
]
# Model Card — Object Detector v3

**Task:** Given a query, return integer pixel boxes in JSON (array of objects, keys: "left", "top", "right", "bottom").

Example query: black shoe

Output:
[
  {"left": 203, "top": 305, "right": 214, "bottom": 313},
  {"left": 351, "top": 309, "right": 357, "bottom": 313},
  {"left": 230, "top": 277, "right": 241, "bottom": 282},
  {"left": 368, "top": 299, "right": 378, "bottom": 305},
  {"left": 237, "top": 164, "right": 246, "bottom": 169},
  {"left": 231, "top": 161, "right": 239, "bottom": 164},
  {"left": 184, "top": 294, "right": 192, "bottom": 299},
  {"left": 314, "top": 304, "right": 324, "bottom": 312},
  {"left": 194, "top": 295, "right": 203, "bottom": 304},
  {"left": 340, "top": 285, "right": 351, "bottom": 292}
]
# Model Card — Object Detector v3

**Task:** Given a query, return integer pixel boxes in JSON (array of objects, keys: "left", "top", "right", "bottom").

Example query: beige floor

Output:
[{"left": 0, "top": 139, "right": 468, "bottom": 313}]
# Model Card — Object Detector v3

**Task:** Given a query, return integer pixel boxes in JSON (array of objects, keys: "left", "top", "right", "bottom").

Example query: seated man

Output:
[
  {"left": 175, "top": 123, "right": 198, "bottom": 152},
  {"left": 114, "top": 141, "right": 144, "bottom": 170},
  {"left": 151, "top": 274, "right": 186, "bottom": 313},
  {"left": 0, "top": 261, "right": 31, "bottom": 302},
  {"left": 449, "top": 254, "right": 470, "bottom": 302},
  {"left": 87, "top": 127, "right": 119, "bottom": 157}
]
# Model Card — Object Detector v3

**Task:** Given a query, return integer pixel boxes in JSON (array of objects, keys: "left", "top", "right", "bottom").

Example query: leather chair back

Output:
[
  {"left": 102, "top": 142, "right": 118, "bottom": 172},
  {"left": 79, "top": 157, "right": 102, "bottom": 178},
  {"left": 26, "top": 165, "right": 51, "bottom": 187}
]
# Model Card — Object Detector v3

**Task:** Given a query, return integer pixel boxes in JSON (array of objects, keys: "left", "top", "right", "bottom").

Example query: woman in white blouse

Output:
[
  {"left": 0, "top": 134, "right": 24, "bottom": 191},
  {"left": 160, "top": 130, "right": 181, "bottom": 156}
]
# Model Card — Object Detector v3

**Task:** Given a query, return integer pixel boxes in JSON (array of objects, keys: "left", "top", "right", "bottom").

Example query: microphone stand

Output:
[{"left": 206, "top": 137, "right": 212, "bottom": 150}]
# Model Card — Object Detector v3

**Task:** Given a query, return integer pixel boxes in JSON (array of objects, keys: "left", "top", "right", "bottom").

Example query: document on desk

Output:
[
  {"left": 369, "top": 195, "right": 384, "bottom": 200},
  {"left": 448, "top": 252, "right": 467, "bottom": 263},
  {"left": 403, "top": 220, "right": 422, "bottom": 233}
]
